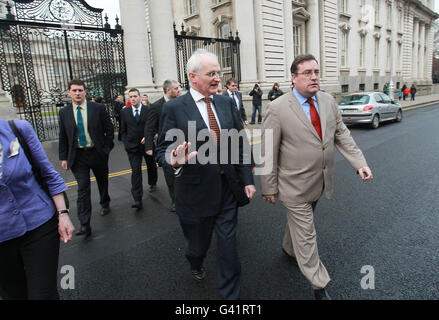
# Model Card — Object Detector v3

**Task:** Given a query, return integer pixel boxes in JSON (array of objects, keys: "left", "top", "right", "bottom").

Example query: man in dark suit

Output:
[
  {"left": 145, "top": 80, "right": 181, "bottom": 212},
  {"left": 224, "top": 78, "right": 248, "bottom": 126},
  {"left": 59, "top": 79, "right": 114, "bottom": 238},
  {"left": 156, "top": 49, "right": 256, "bottom": 300},
  {"left": 120, "top": 88, "right": 158, "bottom": 210}
]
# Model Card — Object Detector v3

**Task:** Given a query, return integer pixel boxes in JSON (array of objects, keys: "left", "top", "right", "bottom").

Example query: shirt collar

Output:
[
  {"left": 164, "top": 95, "right": 170, "bottom": 102},
  {"left": 292, "top": 87, "right": 316, "bottom": 106},
  {"left": 227, "top": 89, "right": 235, "bottom": 96},
  {"left": 76, "top": 100, "right": 87, "bottom": 109},
  {"left": 190, "top": 88, "right": 214, "bottom": 102}
]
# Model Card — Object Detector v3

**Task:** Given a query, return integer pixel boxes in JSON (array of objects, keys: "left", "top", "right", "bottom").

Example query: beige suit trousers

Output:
[{"left": 282, "top": 201, "right": 331, "bottom": 290}]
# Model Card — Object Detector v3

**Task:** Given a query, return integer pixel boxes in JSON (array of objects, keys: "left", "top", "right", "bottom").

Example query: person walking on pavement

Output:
[
  {"left": 0, "top": 118, "right": 74, "bottom": 299},
  {"left": 249, "top": 83, "right": 263, "bottom": 124},
  {"left": 260, "top": 54, "right": 373, "bottom": 300},
  {"left": 268, "top": 82, "right": 284, "bottom": 101},
  {"left": 156, "top": 49, "right": 256, "bottom": 300},
  {"left": 59, "top": 79, "right": 114, "bottom": 239},
  {"left": 223, "top": 78, "right": 248, "bottom": 126},
  {"left": 144, "top": 80, "right": 181, "bottom": 212},
  {"left": 120, "top": 88, "right": 158, "bottom": 211},
  {"left": 114, "top": 95, "right": 125, "bottom": 141},
  {"left": 410, "top": 84, "right": 417, "bottom": 101}
]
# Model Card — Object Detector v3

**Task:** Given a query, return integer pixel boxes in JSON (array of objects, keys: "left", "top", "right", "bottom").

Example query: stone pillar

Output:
[
  {"left": 306, "top": 0, "right": 320, "bottom": 63},
  {"left": 119, "top": 0, "right": 155, "bottom": 92},
  {"left": 0, "top": 90, "right": 17, "bottom": 120},
  {"left": 412, "top": 18, "right": 419, "bottom": 81},
  {"left": 148, "top": 0, "right": 178, "bottom": 88},
  {"left": 418, "top": 22, "right": 425, "bottom": 79},
  {"left": 253, "top": 0, "right": 265, "bottom": 83},
  {"left": 233, "top": 0, "right": 258, "bottom": 90},
  {"left": 283, "top": 0, "right": 294, "bottom": 81}
]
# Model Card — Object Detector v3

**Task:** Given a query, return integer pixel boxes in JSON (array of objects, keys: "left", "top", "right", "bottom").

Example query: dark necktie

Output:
[
  {"left": 135, "top": 108, "right": 140, "bottom": 122},
  {"left": 306, "top": 98, "right": 322, "bottom": 140},
  {"left": 76, "top": 106, "right": 87, "bottom": 147},
  {"left": 204, "top": 97, "right": 220, "bottom": 145}
]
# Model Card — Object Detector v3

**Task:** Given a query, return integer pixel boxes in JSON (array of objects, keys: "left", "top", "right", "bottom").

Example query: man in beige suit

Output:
[{"left": 260, "top": 54, "right": 373, "bottom": 300}]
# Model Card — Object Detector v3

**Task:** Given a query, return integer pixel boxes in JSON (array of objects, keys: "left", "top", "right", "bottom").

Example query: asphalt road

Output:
[{"left": 42, "top": 104, "right": 439, "bottom": 300}]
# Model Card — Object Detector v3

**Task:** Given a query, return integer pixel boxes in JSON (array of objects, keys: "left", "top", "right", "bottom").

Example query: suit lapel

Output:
[
  {"left": 212, "top": 95, "right": 227, "bottom": 129},
  {"left": 182, "top": 93, "right": 208, "bottom": 130},
  {"left": 287, "top": 91, "right": 321, "bottom": 141},
  {"left": 316, "top": 92, "right": 327, "bottom": 139}
]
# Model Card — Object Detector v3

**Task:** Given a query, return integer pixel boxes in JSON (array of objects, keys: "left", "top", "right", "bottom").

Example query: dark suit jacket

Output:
[
  {"left": 156, "top": 92, "right": 254, "bottom": 218},
  {"left": 120, "top": 104, "right": 149, "bottom": 153},
  {"left": 144, "top": 97, "right": 165, "bottom": 152},
  {"left": 223, "top": 90, "right": 247, "bottom": 123},
  {"left": 59, "top": 102, "right": 114, "bottom": 168}
]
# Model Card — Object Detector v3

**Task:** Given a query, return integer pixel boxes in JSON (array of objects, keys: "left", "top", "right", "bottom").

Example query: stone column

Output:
[
  {"left": 283, "top": 0, "right": 294, "bottom": 81},
  {"left": 148, "top": 0, "right": 178, "bottom": 88},
  {"left": 306, "top": 0, "right": 320, "bottom": 63},
  {"left": 412, "top": 18, "right": 419, "bottom": 81},
  {"left": 233, "top": 0, "right": 258, "bottom": 90},
  {"left": 119, "top": 0, "right": 155, "bottom": 92},
  {"left": 253, "top": 0, "right": 265, "bottom": 83},
  {"left": 418, "top": 22, "right": 425, "bottom": 79}
]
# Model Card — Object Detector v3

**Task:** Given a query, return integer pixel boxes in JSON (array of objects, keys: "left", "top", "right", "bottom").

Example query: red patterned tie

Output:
[
  {"left": 307, "top": 98, "right": 322, "bottom": 140},
  {"left": 204, "top": 97, "right": 221, "bottom": 145}
]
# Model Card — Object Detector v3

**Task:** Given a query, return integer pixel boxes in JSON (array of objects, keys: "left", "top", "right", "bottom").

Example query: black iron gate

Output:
[
  {"left": 174, "top": 24, "right": 241, "bottom": 90},
  {"left": 0, "top": 0, "right": 127, "bottom": 141}
]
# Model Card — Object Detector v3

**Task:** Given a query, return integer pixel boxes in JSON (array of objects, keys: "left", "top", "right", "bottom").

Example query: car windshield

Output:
[{"left": 339, "top": 95, "right": 370, "bottom": 105}]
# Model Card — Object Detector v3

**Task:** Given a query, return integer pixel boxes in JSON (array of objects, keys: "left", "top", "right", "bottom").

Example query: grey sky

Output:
[{"left": 86, "top": 0, "right": 121, "bottom": 27}]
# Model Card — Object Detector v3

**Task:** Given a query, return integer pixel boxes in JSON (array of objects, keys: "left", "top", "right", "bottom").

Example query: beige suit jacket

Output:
[{"left": 260, "top": 90, "right": 368, "bottom": 204}]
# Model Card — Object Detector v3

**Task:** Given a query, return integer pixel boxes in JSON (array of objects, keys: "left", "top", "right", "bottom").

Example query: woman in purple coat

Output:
[{"left": 0, "top": 119, "right": 75, "bottom": 299}]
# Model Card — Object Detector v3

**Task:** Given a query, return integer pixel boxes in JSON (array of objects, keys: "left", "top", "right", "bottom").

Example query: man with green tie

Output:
[{"left": 59, "top": 79, "right": 114, "bottom": 239}]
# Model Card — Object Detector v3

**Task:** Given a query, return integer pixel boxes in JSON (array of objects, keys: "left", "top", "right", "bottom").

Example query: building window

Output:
[
  {"left": 359, "top": 83, "right": 365, "bottom": 91},
  {"left": 340, "top": 31, "right": 348, "bottom": 67},
  {"left": 218, "top": 23, "right": 231, "bottom": 69},
  {"left": 374, "top": 83, "right": 379, "bottom": 90},
  {"left": 293, "top": 25, "right": 302, "bottom": 57},
  {"left": 375, "top": 0, "right": 380, "bottom": 24},
  {"left": 387, "top": 3, "right": 392, "bottom": 28},
  {"left": 341, "top": 85, "right": 349, "bottom": 93},
  {"left": 360, "top": 36, "right": 365, "bottom": 67},
  {"left": 374, "top": 38, "right": 379, "bottom": 68},
  {"left": 187, "top": 0, "right": 197, "bottom": 15},
  {"left": 339, "top": 0, "right": 348, "bottom": 13}
]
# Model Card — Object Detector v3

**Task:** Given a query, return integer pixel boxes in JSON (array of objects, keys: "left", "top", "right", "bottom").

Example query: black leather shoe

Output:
[
  {"left": 149, "top": 185, "right": 157, "bottom": 193},
  {"left": 191, "top": 267, "right": 206, "bottom": 281},
  {"left": 314, "top": 288, "right": 332, "bottom": 300},
  {"left": 76, "top": 225, "right": 91, "bottom": 238},
  {"left": 131, "top": 201, "right": 143, "bottom": 210},
  {"left": 100, "top": 207, "right": 110, "bottom": 216}
]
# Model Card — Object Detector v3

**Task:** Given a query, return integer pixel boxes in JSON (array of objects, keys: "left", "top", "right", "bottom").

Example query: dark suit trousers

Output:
[
  {"left": 127, "top": 150, "right": 158, "bottom": 202},
  {"left": 0, "top": 214, "right": 60, "bottom": 300},
  {"left": 71, "top": 148, "right": 110, "bottom": 226},
  {"left": 163, "top": 166, "right": 175, "bottom": 203},
  {"left": 178, "top": 175, "right": 241, "bottom": 300}
]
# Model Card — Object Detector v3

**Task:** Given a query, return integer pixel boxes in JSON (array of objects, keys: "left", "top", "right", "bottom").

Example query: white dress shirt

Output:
[
  {"left": 132, "top": 104, "right": 143, "bottom": 118},
  {"left": 227, "top": 89, "right": 240, "bottom": 110}
]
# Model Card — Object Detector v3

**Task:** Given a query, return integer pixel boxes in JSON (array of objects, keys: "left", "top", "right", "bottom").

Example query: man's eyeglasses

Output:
[
  {"left": 196, "top": 71, "right": 222, "bottom": 78},
  {"left": 296, "top": 70, "right": 320, "bottom": 78}
]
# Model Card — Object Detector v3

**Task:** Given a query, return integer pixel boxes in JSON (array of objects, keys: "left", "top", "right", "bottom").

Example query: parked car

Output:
[{"left": 337, "top": 92, "right": 403, "bottom": 129}]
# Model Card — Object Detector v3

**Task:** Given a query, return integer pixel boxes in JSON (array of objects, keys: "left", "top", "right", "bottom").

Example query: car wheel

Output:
[
  {"left": 395, "top": 109, "right": 403, "bottom": 122},
  {"left": 370, "top": 114, "right": 380, "bottom": 129}
]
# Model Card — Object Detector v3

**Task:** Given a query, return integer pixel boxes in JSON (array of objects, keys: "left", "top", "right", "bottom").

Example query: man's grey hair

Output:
[
  {"left": 186, "top": 49, "right": 219, "bottom": 81},
  {"left": 163, "top": 79, "right": 179, "bottom": 94}
]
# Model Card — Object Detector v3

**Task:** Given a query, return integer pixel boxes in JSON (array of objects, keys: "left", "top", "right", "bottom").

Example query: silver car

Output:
[{"left": 338, "top": 92, "right": 403, "bottom": 129}]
